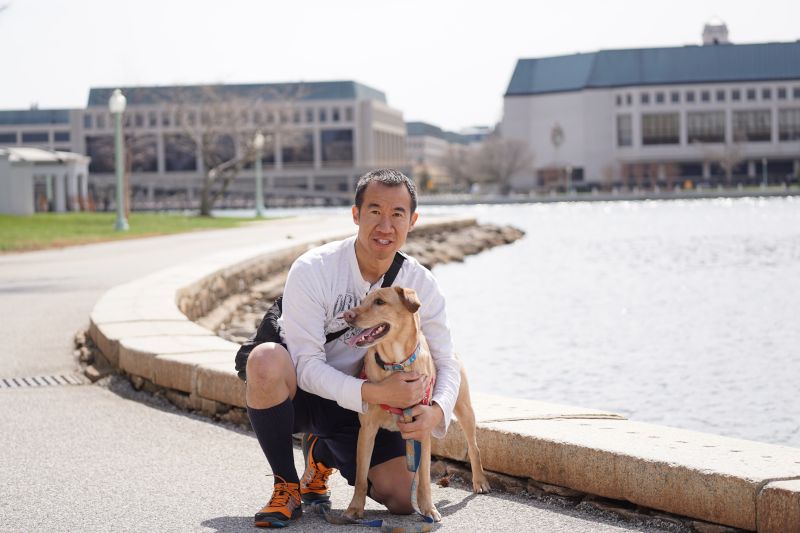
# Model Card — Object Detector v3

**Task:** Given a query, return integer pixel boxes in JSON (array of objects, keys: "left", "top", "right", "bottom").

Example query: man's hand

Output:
[
  {"left": 362, "top": 371, "right": 430, "bottom": 409},
  {"left": 396, "top": 403, "right": 444, "bottom": 441}
]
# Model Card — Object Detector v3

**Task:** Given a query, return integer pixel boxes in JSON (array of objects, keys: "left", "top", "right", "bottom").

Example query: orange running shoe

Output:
[
  {"left": 254, "top": 479, "right": 302, "bottom": 528},
  {"left": 300, "top": 434, "right": 336, "bottom": 504}
]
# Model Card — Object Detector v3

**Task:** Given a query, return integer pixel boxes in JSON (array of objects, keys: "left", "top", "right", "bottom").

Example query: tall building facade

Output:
[
  {"left": 0, "top": 81, "right": 408, "bottom": 208},
  {"left": 502, "top": 30, "right": 800, "bottom": 192}
]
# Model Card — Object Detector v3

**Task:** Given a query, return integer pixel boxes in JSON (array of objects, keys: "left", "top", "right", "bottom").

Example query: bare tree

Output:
[
  {"left": 471, "top": 137, "right": 534, "bottom": 194},
  {"left": 697, "top": 130, "right": 746, "bottom": 187},
  {"left": 439, "top": 144, "right": 475, "bottom": 191},
  {"left": 121, "top": 84, "right": 308, "bottom": 216}
]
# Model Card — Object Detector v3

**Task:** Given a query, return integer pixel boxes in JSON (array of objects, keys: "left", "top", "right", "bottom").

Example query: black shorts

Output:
[{"left": 292, "top": 386, "right": 406, "bottom": 485}]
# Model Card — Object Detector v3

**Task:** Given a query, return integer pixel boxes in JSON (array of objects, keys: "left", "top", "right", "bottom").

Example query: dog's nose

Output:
[{"left": 343, "top": 309, "right": 356, "bottom": 324}]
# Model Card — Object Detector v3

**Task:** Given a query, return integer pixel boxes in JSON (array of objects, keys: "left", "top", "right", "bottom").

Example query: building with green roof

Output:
[
  {"left": 501, "top": 22, "right": 800, "bottom": 191},
  {"left": 0, "top": 80, "right": 407, "bottom": 210}
]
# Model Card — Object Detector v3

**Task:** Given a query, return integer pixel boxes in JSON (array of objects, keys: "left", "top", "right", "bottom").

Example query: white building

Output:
[
  {"left": 502, "top": 27, "right": 800, "bottom": 192},
  {"left": 0, "top": 147, "right": 90, "bottom": 215},
  {"left": 0, "top": 81, "right": 408, "bottom": 208}
]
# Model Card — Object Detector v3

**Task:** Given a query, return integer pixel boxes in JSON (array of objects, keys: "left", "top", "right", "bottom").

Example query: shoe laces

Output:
[
  {"left": 265, "top": 476, "right": 299, "bottom": 510},
  {"left": 306, "top": 460, "right": 335, "bottom": 490}
]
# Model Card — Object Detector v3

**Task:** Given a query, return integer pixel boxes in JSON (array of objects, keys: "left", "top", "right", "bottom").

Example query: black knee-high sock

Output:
[{"left": 248, "top": 399, "right": 299, "bottom": 485}]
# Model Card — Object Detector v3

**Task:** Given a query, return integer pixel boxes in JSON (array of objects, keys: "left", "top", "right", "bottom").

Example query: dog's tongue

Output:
[{"left": 346, "top": 325, "right": 381, "bottom": 347}]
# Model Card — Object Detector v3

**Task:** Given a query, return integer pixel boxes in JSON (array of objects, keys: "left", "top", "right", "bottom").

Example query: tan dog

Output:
[{"left": 342, "top": 286, "right": 490, "bottom": 522}]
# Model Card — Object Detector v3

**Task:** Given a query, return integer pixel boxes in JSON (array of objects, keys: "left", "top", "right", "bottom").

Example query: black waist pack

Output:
[{"left": 234, "top": 251, "right": 406, "bottom": 381}]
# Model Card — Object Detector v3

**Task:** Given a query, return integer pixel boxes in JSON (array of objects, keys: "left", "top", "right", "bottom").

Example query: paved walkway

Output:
[{"left": 0, "top": 217, "right": 671, "bottom": 532}]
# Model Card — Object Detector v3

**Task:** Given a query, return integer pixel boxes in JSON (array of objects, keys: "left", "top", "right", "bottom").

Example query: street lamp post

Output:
[
  {"left": 108, "top": 89, "right": 128, "bottom": 231},
  {"left": 565, "top": 165, "right": 572, "bottom": 195},
  {"left": 253, "top": 131, "right": 265, "bottom": 217}
]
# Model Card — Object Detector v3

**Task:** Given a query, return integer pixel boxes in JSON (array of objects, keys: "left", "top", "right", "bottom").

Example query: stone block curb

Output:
[
  {"left": 757, "top": 479, "right": 800, "bottom": 533},
  {"left": 87, "top": 215, "right": 800, "bottom": 532}
]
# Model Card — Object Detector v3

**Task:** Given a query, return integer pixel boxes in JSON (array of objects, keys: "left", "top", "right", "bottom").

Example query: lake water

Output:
[
  {"left": 222, "top": 197, "right": 800, "bottom": 448},
  {"left": 427, "top": 198, "right": 800, "bottom": 448}
]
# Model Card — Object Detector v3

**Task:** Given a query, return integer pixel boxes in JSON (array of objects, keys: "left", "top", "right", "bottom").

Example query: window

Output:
[
  {"left": 0, "top": 132, "right": 17, "bottom": 143},
  {"left": 165, "top": 134, "right": 197, "bottom": 171},
  {"left": 253, "top": 111, "right": 263, "bottom": 125},
  {"left": 701, "top": 90, "right": 711, "bottom": 102},
  {"left": 97, "top": 115, "right": 106, "bottom": 129},
  {"left": 655, "top": 92, "right": 665, "bottom": 104},
  {"left": 148, "top": 111, "right": 158, "bottom": 127},
  {"left": 332, "top": 108, "right": 341, "bottom": 122},
  {"left": 127, "top": 134, "right": 158, "bottom": 172},
  {"left": 293, "top": 111, "right": 301, "bottom": 124},
  {"left": 778, "top": 108, "right": 800, "bottom": 141},
  {"left": 733, "top": 110, "right": 772, "bottom": 142},
  {"left": 671, "top": 92, "right": 680, "bottom": 103},
  {"left": 187, "top": 111, "right": 196, "bottom": 126},
  {"left": 205, "top": 134, "right": 235, "bottom": 168},
  {"left": 747, "top": 89, "right": 757, "bottom": 101},
  {"left": 84, "top": 115, "right": 93, "bottom": 129},
  {"left": 266, "top": 111, "right": 275, "bottom": 124},
  {"left": 85, "top": 135, "right": 115, "bottom": 172},
  {"left": 762, "top": 88, "right": 772, "bottom": 100},
  {"left": 306, "top": 109, "right": 314, "bottom": 123},
  {"left": 641, "top": 113, "right": 680, "bottom": 145},
  {"left": 686, "top": 91, "right": 695, "bottom": 103},
  {"left": 794, "top": 87, "right": 800, "bottom": 99},
  {"left": 321, "top": 129, "right": 354, "bottom": 164},
  {"left": 626, "top": 94, "right": 632, "bottom": 105},
  {"left": 616, "top": 114, "right": 632, "bottom": 147},
  {"left": 716, "top": 90, "right": 726, "bottom": 102},
  {"left": 616, "top": 95, "right": 622, "bottom": 106},
  {"left": 732, "top": 89, "right": 741, "bottom": 101},
  {"left": 54, "top": 131, "right": 70, "bottom": 142},
  {"left": 135, "top": 113, "right": 144, "bottom": 127},
  {"left": 281, "top": 132, "right": 314, "bottom": 165},
  {"left": 22, "top": 131, "right": 49, "bottom": 143},
  {"left": 640, "top": 93, "right": 650, "bottom": 105},
  {"left": 319, "top": 108, "right": 327, "bottom": 122},
  {"left": 162, "top": 111, "right": 172, "bottom": 127},
  {"left": 345, "top": 107, "right": 354, "bottom": 121},
  {"left": 687, "top": 111, "right": 726, "bottom": 143},
  {"left": 778, "top": 88, "right": 787, "bottom": 100}
]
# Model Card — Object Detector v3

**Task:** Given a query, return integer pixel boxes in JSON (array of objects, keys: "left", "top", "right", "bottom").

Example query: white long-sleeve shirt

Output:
[{"left": 278, "top": 235, "right": 461, "bottom": 438}]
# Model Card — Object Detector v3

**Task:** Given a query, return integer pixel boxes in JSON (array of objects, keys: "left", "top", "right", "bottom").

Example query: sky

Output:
[{"left": 1, "top": 0, "right": 798, "bottom": 132}]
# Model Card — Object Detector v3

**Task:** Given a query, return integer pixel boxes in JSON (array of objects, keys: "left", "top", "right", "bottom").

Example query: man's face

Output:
[{"left": 352, "top": 182, "right": 418, "bottom": 261}]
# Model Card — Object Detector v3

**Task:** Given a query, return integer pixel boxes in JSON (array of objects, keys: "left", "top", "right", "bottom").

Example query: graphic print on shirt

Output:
[{"left": 331, "top": 292, "right": 361, "bottom": 342}]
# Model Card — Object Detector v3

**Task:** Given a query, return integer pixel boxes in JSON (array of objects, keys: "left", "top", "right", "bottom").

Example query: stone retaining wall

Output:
[{"left": 87, "top": 215, "right": 800, "bottom": 533}]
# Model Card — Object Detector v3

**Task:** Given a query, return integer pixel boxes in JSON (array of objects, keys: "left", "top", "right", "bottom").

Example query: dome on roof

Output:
[{"left": 703, "top": 18, "right": 730, "bottom": 45}]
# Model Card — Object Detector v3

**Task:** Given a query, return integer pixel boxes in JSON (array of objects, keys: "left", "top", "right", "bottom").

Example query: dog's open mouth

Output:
[{"left": 347, "top": 323, "right": 390, "bottom": 347}]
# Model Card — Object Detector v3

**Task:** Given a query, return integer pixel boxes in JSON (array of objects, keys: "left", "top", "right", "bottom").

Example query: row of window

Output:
[
  {"left": 84, "top": 129, "right": 354, "bottom": 173},
  {"left": 0, "top": 131, "right": 71, "bottom": 144},
  {"left": 617, "top": 109, "right": 800, "bottom": 146},
  {"left": 83, "top": 106, "right": 355, "bottom": 130},
  {"left": 616, "top": 86, "right": 800, "bottom": 107}
]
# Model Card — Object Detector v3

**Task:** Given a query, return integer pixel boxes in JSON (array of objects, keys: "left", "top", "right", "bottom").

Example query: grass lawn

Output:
[{"left": 0, "top": 212, "right": 266, "bottom": 252}]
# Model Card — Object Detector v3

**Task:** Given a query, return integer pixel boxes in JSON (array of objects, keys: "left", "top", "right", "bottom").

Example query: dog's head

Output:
[{"left": 343, "top": 287, "right": 420, "bottom": 348}]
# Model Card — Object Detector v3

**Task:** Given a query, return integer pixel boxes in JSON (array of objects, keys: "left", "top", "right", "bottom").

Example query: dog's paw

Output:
[
  {"left": 472, "top": 474, "right": 491, "bottom": 494},
  {"left": 344, "top": 505, "right": 364, "bottom": 520},
  {"left": 421, "top": 504, "right": 442, "bottom": 522}
]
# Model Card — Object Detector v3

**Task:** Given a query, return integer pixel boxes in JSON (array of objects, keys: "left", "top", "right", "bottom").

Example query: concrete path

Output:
[{"left": 0, "top": 217, "right": 672, "bottom": 532}]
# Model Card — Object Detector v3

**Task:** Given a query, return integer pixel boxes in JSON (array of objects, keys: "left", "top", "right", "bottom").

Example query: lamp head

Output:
[
  {"left": 108, "top": 89, "right": 127, "bottom": 114},
  {"left": 253, "top": 131, "right": 265, "bottom": 150}
]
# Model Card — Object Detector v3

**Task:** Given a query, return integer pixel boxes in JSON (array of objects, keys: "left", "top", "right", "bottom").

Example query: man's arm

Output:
[{"left": 282, "top": 261, "right": 367, "bottom": 413}]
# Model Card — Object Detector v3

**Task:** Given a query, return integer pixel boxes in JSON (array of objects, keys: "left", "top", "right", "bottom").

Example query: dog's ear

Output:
[{"left": 394, "top": 287, "right": 421, "bottom": 313}]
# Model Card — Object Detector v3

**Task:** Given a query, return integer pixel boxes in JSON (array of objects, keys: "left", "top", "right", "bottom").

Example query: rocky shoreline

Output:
[{"left": 215, "top": 222, "right": 524, "bottom": 344}]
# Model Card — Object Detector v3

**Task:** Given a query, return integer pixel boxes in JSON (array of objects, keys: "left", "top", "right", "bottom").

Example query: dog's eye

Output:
[{"left": 374, "top": 298, "right": 385, "bottom": 306}]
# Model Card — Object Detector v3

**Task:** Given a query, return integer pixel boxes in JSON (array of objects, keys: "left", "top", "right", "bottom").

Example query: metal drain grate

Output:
[{"left": 0, "top": 374, "right": 87, "bottom": 389}]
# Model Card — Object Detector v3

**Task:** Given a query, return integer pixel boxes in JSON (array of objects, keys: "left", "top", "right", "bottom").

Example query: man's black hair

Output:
[{"left": 354, "top": 168, "right": 418, "bottom": 214}]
